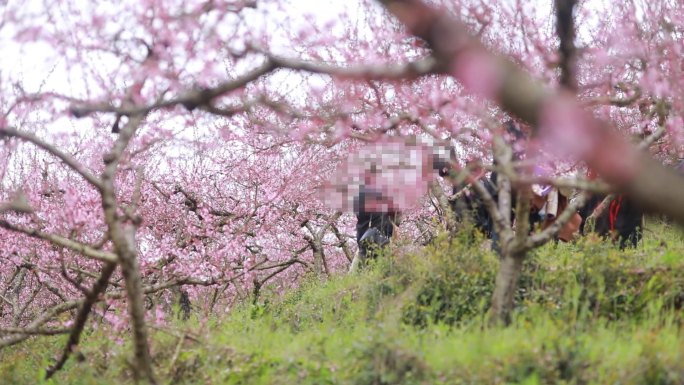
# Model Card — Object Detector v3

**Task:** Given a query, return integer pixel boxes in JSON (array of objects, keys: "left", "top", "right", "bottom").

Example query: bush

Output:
[{"left": 400, "top": 233, "right": 497, "bottom": 327}]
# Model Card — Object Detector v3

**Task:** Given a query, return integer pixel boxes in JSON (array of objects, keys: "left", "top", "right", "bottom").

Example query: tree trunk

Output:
[
  {"left": 489, "top": 250, "right": 525, "bottom": 326},
  {"left": 118, "top": 225, "right": 156, "bottom": 384},
  {"left": 11, "top": 267, "right": 28, "bottom": 326},
  {"left": 100, "top": 113, "right": 156, "bottom": 384},
  {"left": 312, "top": 246, "right": 324, "bottom": 277}
]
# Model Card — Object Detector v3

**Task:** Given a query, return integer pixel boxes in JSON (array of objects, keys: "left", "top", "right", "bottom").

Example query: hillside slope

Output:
[{"left": 3, "top": 222, "right": 684, "bottom": 384}]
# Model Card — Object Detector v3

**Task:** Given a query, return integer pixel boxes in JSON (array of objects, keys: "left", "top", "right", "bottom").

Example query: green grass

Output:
[{"left": 3, "top": 220, "right": 684, "bottom": 384}]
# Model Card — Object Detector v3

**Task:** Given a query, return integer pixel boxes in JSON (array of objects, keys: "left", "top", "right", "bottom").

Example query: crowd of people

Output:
[
  {"left": 351, "top": 125, "right": 650, "bottom": 269},
  {"left": 352, "top": 163, "right": 646, "bottom": 270}
]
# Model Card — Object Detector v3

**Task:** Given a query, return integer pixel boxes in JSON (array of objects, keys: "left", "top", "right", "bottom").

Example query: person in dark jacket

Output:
[
  {"left": 350, "top": 165, "right": 401, "bottom": 269},
  {"left": 447, "top": 161, "right": 497, "bottom": 238},
  {"left": 579, "top": 193, "right": 644, "bottom": 249},
  {"left": 578, "top": 168, "right": 644, "bottom": 249},
  {"left": 353, "top": 184, "right": 399, "bottom": 258}
]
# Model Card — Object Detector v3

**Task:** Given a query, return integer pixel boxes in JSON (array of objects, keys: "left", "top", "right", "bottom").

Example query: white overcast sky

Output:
[{"left": 0, "top": 1, "right": 614, "bottom": 96}]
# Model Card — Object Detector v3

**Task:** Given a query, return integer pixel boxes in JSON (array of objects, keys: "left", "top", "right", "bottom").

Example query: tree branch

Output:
[
  {"left": 46, "top": 262, "right": 117, "bottom": 379},
  {"left": 0, "top": 220, "right": 118, "bottom": 263},
  {"left": 0, "top": 327, "right": 71, "bottom": 336},
  {"left": 0, "top": 127, "right": 103, "bottom": 190},
  {"left": 69, "top": 56, "right": 437, "bottom": 118},
  {"left": 376, "top": 0, "right": 684, "bottom": 227},
  {"left": 526, "top": 192, "right": 589, "bottom": 248},
  {"left": 99, "top": 113, "right": 157, "bottom": 384}
]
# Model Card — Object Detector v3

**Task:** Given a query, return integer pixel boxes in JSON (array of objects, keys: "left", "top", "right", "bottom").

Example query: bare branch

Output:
[
  {"left": 0, "top": 191, "right": 33, "bottom": 214},
  {"left": 637, "top": 124, "right": 666, "bottom": 150},
  {"left": 469, "top": 178, "right": 507, "bottom": 238},
  {"left": 69, "top": 56, "right": 436, "bottom": 118},
  {"left": 584, "top": 124, "right": 667, "bottom": 231},
  {"left": 14, "top": 283, "right": 43, "bottom": 325},
  {"left": 0, "top": 127, "right": 103, "bottom": 190},
  {"left": 32, "top": 270, "right": 68, "bottom": 303},
  {"left": 0, "top": 220, "right": 118, "bottom": 263},
  {"left": 267, "top": 53, "right": 437, "bottom": 80},
  {"left": 0, "top": 327, "right": 71, "bottom": 336},
  {"left": 0, "top": 299, "right": 83, "bottom": 349},
  {"left": 583, "top": 193, "right": 614, "bottom": 233},
  {"left": 330, "top": 223, "right": 353, "bottom": 263},
  {"left": 0, "top": 293, "right": 13, "bottom": 307},
  {"left": 256, "top": 259, "right": 300, "bottom": 288},
  {"left": 46, "top": 262, "right": 117, "bottom": 379},
  {"left": 428, "top": 181, "right": 456, "bottom": 230},
  {"left": 583, "top": 88, "right": 642, "bottom": 107},
  {"left": 70, "top": 62, "right": 275, "bottom": 117},
  {"left": 511, "top": 176, "right": 611, "bottom": 194},
  {"left": 526, "top": 192, "right": 589, "bottom": 249}
]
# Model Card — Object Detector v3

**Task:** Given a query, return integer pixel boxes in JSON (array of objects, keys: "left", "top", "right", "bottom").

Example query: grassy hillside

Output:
[{"left": 3, "top": 220, "right": 684, "bottom": 384}]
